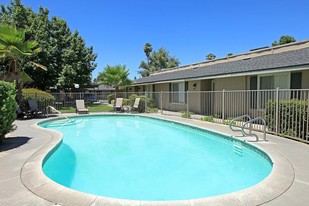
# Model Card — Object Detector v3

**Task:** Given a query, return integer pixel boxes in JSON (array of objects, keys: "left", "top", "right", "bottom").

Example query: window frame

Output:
[{"left": 169, "top": 81, "right": 188, "bottom": 104}]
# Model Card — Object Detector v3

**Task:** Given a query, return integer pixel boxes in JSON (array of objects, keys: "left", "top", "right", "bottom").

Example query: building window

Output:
[
  {"left": 290, "top": 72, "right": 302, "bottom": 99},
  {"left": 146, "top": 84, "right": 154, "bottom": 98},
  {"left": 169, "top": 82, "right": 187, "bottom": 103},
  {"left": 260, "top": 76, "right": 274, "bottom": 89},
  {"left": 290, "top": 72, "right": 302, "bottom": 89}
]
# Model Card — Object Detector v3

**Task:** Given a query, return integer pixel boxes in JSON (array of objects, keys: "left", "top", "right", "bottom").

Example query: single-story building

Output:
[{"left": 132, "top": 40, "right": 309, "bottom": 115}]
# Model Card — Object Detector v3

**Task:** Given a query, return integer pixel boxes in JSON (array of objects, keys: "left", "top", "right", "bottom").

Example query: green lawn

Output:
[{"left": 58, "top": 104, "right": 113, "bottom": 113}]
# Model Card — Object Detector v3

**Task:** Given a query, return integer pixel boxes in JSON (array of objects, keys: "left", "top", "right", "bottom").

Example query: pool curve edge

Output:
[{"left": 21, "top": 114, "right": 295, "bottom": 206}]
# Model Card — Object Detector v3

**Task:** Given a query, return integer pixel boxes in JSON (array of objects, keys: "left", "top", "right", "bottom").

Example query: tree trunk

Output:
[
  {"left": 114, "top": 88, "right": 118, "bottom": 104},
  {"left": 2, "top": 61, "right": 24, "bottom": 108}
]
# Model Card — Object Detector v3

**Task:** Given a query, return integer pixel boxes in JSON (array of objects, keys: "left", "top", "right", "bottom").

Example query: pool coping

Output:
[{"left": 20, "top": 114, "right": 295, "bottom": 206}]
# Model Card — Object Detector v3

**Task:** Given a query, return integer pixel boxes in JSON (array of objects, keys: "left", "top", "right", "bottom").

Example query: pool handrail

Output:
[
  {"left": 46, "top": 105, "right": 69, "bottom": 120},
  {"left": 229, "top": 115, "right": 252, "bottom": 135},
  {"left": 241, "top": 117, "right": 267, "bottom": 141}
]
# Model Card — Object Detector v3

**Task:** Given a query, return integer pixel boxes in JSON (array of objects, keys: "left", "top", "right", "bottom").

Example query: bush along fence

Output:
[
  {"left": 24, "top": 88, "right": 309, "bottom": 143},
  {"left": 265, "top": 98, "right": 308, "bottom": 141}
]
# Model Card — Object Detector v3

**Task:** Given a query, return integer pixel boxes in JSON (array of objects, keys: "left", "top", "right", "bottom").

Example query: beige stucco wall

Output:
[
  {"left": 152, "top": 83, "right": 170, "bottom": 110},
  {"left": 187, "top": 80, "right": 213, "bottom": 114},
  {"left": 154, "top": 83, "right": 169, "bottom": 92},
  {"left": 214, "top": 76, "right": 247, "bottom": 91},
  {"left": 302, "top": 70, "right": 309, "bottom": 89},
  {"left": 188, "top": 80, "right": 201, "bottom": 113},
  {"left": 213, "top": 76, "right": 248, "bottom": 117}
]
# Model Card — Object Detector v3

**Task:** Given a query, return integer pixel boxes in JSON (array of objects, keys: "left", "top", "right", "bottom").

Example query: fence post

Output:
[
  {"left": 275, "top": 87, "right": 279, "bottom": 134},
  {"left": 160, "top": 91, "right": 163, "bottom": 115},
  {"left": 187, "top": 90, "right": 189, "bottom": 115},
  {"left": 222, "top": 89, "right": 225, "bottom": 121},
  {"left": 145, "top": 91, "right": 147, "bottom": 113}
]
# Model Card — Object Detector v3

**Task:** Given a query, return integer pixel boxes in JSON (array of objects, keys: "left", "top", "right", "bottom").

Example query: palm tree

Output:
[
  {"left": 143, "top": 43, "right": 153, "bottom": 61},
  {"left": 206, "top": 53, "right": 216, "bottom": 61},
  {"left": 97, "top": 65, "right": 131, "bottom": 100},
  {"left": 0, "top": 24, "right": 47, "bottom": 104}
]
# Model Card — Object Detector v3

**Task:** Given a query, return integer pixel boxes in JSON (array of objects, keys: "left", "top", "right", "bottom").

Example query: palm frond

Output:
[
  {"left": 24, "top": 40, "right": 39, "bottom": 50},
  {"left": 31, "top": 47, "right": 42, "bottom": 53},
  {"left": 31, "top": 61, "right": 48, "bottom": 71},
  {"left": 0, "top": 25, "right": 25, "bottom": 46},
  {"left": 20, "top": 70, "right": 34, "bottom": 84},
  {"left": 7, "top": 46, "right": 29, "bottom": 56}
]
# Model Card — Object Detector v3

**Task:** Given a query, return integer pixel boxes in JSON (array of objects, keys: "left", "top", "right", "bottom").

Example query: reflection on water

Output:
[{"left": 116, "top": 120, "right": 123, "bottom": 128}]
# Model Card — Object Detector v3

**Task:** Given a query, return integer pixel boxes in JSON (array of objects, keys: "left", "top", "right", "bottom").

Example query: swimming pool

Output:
[{"left": 40, "top": 115, "right": 272, "bottom": 201}]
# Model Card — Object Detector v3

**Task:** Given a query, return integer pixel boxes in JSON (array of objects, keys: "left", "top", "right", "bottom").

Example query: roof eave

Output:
[{"left": 133, "top": 64, "right": 309, "bottom": 86}]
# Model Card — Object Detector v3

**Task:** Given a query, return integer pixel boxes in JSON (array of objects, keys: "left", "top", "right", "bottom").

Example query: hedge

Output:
[
  {"left": 127, "top": 94, "right": 157, "bottom": 113},
  {"left": 21, "top": 88, "right": 55, "bottom": 110},
  {"left": 107, "top": 94, "right": 114, "bottom": 104},
  {"left": 0, "top": 81, "right": 17, "bottom": 143},
  {"left": 265, "top": 99, "right": 308, "bottom": 138}
]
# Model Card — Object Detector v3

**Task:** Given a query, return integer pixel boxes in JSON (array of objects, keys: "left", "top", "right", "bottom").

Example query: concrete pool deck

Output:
[{"left": 0, "top": 113, "right": 308, "bottom": 205}]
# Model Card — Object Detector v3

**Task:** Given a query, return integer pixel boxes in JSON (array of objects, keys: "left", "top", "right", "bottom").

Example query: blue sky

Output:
[{"left": 2, "top": 0, "right": 309, "bottom": 79}]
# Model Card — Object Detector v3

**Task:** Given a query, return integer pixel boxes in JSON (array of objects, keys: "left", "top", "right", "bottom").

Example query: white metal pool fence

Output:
[{"left": 34, "top": 89, "right": 309, "bottom": 143}]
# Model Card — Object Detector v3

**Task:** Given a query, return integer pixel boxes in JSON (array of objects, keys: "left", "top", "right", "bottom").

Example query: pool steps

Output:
[{"left": 233, "top": 143, "right": 243, "bottom": 156}]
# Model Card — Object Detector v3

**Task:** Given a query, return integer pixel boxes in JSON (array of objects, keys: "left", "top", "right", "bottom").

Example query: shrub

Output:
[
  {"left": 265, "top": 99, "right": 308, "bottom": 138},
  {"left": 107, "top": 93, "right": 128, "bottom": 104},
  {"left": 0, "top": 81, "right": 17, "bottom": 143},
  {"left": 128, "top": 94, "right": 157, "bottom": 113},
  {"left": 123, "top": 98, "right": 129, "bottom": 106},
  {"left": 201, "top": 116, "right": 214, "bottom": 122},
  {"left": 223, "top": 117, "right": 235, "bottom": 125},
  {"left": 22, "top": 88, "right": 55, "bottom": 102},
  {"left": 146, "top": 107, "right": 159, "bottom": 113},
  {"left": 22, "top": 88, "right": 55, "bottom": 111},
  {"left": 214, "top": 113, "right": 222, "bottom": 119},
  {"left": 181, "top": 111, "right": 194, "bottom": 118},
  {"left": 107, "top": 94, "right": 114, "bottom": 104}
]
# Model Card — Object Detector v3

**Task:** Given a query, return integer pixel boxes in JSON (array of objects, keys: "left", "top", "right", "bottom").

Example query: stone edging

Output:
[{"left": 20, "top": 114, "right": 295, "bottom": 206}]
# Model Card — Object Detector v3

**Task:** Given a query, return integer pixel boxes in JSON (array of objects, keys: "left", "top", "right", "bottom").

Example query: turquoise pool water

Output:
[{"left": 41, "top": 115, "right": 272, "bottom": 201}]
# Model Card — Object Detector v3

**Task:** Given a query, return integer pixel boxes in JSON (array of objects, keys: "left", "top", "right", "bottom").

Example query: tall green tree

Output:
[
  {"left": 272, "top": 35, "right": 296, "bottom": 46},
  {"left": 57, "top": 31, "right": 97, "bottom": 87},
  {"left": 0, "top": 0, "right": 34, "bottom": 29},
  {"left": 97, "top": 65, "right": 131, "bottom": 98},
  {"left": 139, "top": 47, "right": 180, "bottom": 77},
  {"left": 24, "top": 8, "right": 62, "bottom": 90},
  {"left": 206, "top": 53, "right": 216, "bottom": 60},
  {"left": 0, "top": 24, "right": 46, "bottom": 104},
  {"left": 0, "top": 0, "right": 97, "bottom": 90}
]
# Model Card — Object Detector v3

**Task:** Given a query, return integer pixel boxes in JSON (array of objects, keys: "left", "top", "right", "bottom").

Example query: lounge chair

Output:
[
  {"left": 28, "top": 99, "right": 42, "bottom": 116},
  {"left": 16, "top": 107, "right": 28, "bottom": 119},
  {"left": 114, "top": 98, "right": 124, "bottom": 112},
  {"left": 76, "top": 100, "right": 89, "bottom": 114},
  {"left": 130, "top": 98, "right": 140, "bottom": 113}
]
